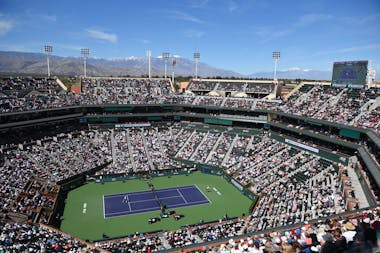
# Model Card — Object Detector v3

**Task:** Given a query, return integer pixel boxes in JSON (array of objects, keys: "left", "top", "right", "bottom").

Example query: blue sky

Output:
[{"left": 0, "top": 0, "right": 379, "bottom": 75}]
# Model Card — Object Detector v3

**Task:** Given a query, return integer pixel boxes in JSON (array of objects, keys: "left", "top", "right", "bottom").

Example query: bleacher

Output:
[
  {"left": 0, "top": 76, "right": 380, "bottom": 252},
  {"left": 0, "top": 77, "right": 62, "bottom": 97},
  {"left": 187, "top": 79, "right": 275, "bottom": 98}
]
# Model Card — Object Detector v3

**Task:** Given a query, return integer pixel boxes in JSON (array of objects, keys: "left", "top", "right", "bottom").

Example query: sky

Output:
[{"left": 0, "top": 0, "right": 379, "bottom": 75}]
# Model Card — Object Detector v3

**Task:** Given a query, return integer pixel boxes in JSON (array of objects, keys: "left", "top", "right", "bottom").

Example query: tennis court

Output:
[{"left": 103, "top": 185, "right": 210, "bottom": 218}]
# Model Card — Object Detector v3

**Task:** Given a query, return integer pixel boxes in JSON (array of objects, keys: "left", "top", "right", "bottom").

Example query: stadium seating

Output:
[
  {"left": 0, "top": 76, "right": 380, "bottom": 252},
  {"left": 0, "top": 77, "right": 378, "bottom": 136}
]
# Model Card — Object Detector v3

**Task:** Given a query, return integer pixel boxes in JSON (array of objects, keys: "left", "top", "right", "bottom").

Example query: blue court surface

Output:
[{"left": 103, "top": 185, "right": 210, "bottom": 218}]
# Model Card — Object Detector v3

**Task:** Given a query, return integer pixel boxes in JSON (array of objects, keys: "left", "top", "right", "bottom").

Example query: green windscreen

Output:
[
  {"left": 339, "top": 129, "right": 361, "bottom": 139},
  {"left": 204, "top": 118, "right": 233, "bottom": 126}
]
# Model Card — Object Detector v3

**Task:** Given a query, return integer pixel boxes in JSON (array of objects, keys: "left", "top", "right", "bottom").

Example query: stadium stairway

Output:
[
  {"left": 220, "top": 97, "right": 227, "bottom": 107},
  {"left": 313, "top": 88, "right": 347, "bottom": 118},
  {"left": 175, "top": 130, "right": 196, "bottom": 157},
  {"left": 55, "top": 78, "right": 68, "bottom": 91},
  {"left": 245, "top": 135, "right": 256, "bottom": 151},
  {"left": 250, "top": 99, "right": 258, "bottom": 110},
  {"left": 263, "top": 152, "right": 306, "bottom": 189},
  {"left": 346, "top": 166, "right": 370, "bottom": 209},
  {"left": 156, "top": 129, "right": 166, "bottom": 168},
  {"left": 110, "top": 129, "right": 117, "bottom": 164},
  {"left": 140, "top": 129, "right": 155, "bottom": 171},
  {"left": 253, "top": 146, "right": 293, "bottom": 181},
  {"left": 350, "top": 98, "right": 380, "bottom": 125},
  {"left": 190, "top": 131, "right": 209, "bottom": 161},
  {"left": 159, "top": 235, "right": 172, "bottom": 249},
  {"left": 173, "top": 128, "right": 183, "bottom": 140},
  {"left": 213, "top": 82, "right": 220, "bottom": 91},
  {"left": 191, "top": 96, "right": 199, "bottom": 105},
  {"left": 205, "top": 133, "right": 224, "bottom": 163},
  {"left": 125, "top": 129, "right": 137, "bottom": 171},
  {"left": 221, "top": 134, "right": 239, "bottom": 166},
  {"left": 283, "top": 82, "right": 305, "bottom": 99},
  {"left": 290, "top": 84, "right": 320, "bottom": 107}
]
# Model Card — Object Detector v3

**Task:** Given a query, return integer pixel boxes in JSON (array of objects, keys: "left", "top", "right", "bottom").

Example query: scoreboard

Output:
[{"left": 332, "top": 61, "right": 368, "bottom": 87}]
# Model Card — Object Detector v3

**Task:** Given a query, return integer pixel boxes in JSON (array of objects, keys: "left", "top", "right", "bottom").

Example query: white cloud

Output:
[
  {"left": 313, "top": 43, "right": 380, "bottom": 56},
  {"left": 25, "top": 10, "right": 57, "bottom": 22},
  {"left": 343, "top": 14, "right": 380, "bottom": 25},
  {"left": 184, "top": 29, "right": 205, "bottom": 38},
  {"left": 228, "top": 1, "right": 238, "bottom": 12},
  {"left": 0, "top": 20, "right": 13, "bottom": 35},
  {"left": 295, "top": 13, "right": 333, "bottom": 27},
  {"left": 85, "top": 28, "right": 117, "bottom": 43},
  {"left": 161, "top": 10, "right": 204, "bottom": 24},
  {"left": 139, "top": 39, "right": 151, "bottom": 44},
  {"left": 41, "top": 14, "right": 57, "bottom": 22},
  {"left": 187, "top": 0, "right": 209, "bottom": 8},
  {"left": 255, "top": 26, "right": 292, "bottom": 39},
  {"left": 282, "top": 67, "right": 312, "bottom": 72},
  {"left": 0, "top": 43, "right": 28, "bottom": 51},
  {"left": 287, "top": 67, "right": 301, "bottom": 71}
]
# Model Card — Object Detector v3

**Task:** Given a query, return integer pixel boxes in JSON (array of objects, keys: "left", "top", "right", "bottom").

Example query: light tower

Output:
[
  {"left": 272, "top": 51, "right": 280, "bottom": 82},
  {"left": 44, "top": 45, "right": 53, "bottom": 77},
  {"left": 172, "top": 56, "right": 177, "bottom": 85},
  {"left": 147, "top": 50, "right": 152, "bottom": 78},
  {"left": 162, "top": 52, "right": 170, "bottom": 79},
  {"left": 194, "top": 52, "right": 200, "bottom": 79},
  {"left": 81, "top": 48, "right": 89, "bottom": 77}
]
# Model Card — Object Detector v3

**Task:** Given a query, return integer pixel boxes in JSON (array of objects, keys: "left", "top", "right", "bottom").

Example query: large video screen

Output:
[{"left": 332, "top": 61, "right": 368, "bottom": 85}]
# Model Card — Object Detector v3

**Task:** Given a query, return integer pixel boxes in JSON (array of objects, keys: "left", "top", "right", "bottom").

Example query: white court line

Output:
[
  {"left": 166, "top": 199, "right": 210, "bottom": 209},
  {"left": 177, "top": 185, "right": 198, "bottom": 190},
  {"left": 102, "top": 195, "right": 105, "bottom": 219},
  {"left": 106, "top": 186, "right": 194, "bottom": 199},
  {"left": 194, "top": 184, "right": 212, "bottom": 204},
  {"left": 177, "top": 189, "right": 188, "bottom": 204},
  {"left": 105, "top": 196, "right": 184, "bottom": 217},
  {"left": 127, "top": 198, "right": 131, "bottom": 211},
  {"left": 106, "top": 199, "right": 210, "bottom": 217},
  {"left": 104, "top": 185, "right": 210, "bottom": 218},
  {"left": 106, "top": 206, "right": 158, "bottom": 216},
  {"left": 129, "top": 195, "right": 182, "bottom": 204}
]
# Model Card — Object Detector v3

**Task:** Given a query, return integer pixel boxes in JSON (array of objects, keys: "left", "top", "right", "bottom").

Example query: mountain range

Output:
[{"left": 0, "top": 51, "right": 332, "bottom": 80}]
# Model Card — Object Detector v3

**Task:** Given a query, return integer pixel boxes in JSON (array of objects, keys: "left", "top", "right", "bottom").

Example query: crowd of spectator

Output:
[
  {"left": 245, "top": 82, "right": 275, "bottom": 94},
  {"left": 193, "top": 96, "right": 224, "bottom": 107},
  {"left": 217, "top": 82, "right": 244, "bottom": 92},
  {"left": 0, "top": 122, "right": 377, "bottom": 252},
  {"left": 223, "top": 98, "right": 256, "bottom": 110},
  {"left": 0, "top": 131, "right": 112, "bottom": 224},
  {"left": 0, "top": 76, "right": 380, "bottom": 252},
  {"left": 0, "top": 222, "right": 99, "bottom": 252},
  {"left": 81, "top": 78, "right": 173, "bottom": 105},
  {"left": 2, "top": 205, "right": 380, "bottom": 252},
  {"left": 191, "top": 208, "right": 380, "bottom": 253},
  {"left": 0, "top": 77, "right": 378, "bottom": 136},
  {"left": 195, "top": 220, "right": 247, "bottom": 242},
  {"left": 281, "top": 85, "right": 380, "bottom": 133},
  {"left": 353, "top": 105, "right": 380, "bottom": 133},
  {"left": 187, "top": 80, "right": 275, "bottom": 94},
  {"left": 188, "top": 81, "right": 216, "bottom": 91},
  {"left": 281, "top": 86, "right": 343, "bottom": 118},
  {"left": 0, "top": 77, "right": 62, "bottom": 95},
  {"left": 21, "top": 131, "right": 112, "bottom": 181},
  {"left": 95, "top": 233, "right": 165, "bottom": 252},
  {"left": 164, "top": 228, "right": 199, "bottom": 248}
]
